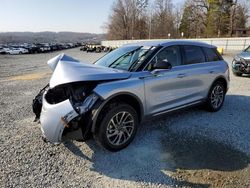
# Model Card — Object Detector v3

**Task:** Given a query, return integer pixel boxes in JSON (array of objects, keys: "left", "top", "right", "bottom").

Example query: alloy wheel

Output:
[
  {"left": 106, "top": 111, "right": 135, "bottom": 146},
  {"left": 210, "top": 85, "right": 224, "bottom": 109}
]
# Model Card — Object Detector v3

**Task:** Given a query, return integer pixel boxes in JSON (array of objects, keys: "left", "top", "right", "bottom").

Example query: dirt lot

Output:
[{"left": 0, "top": 48, "right": 250, "bottom": 188}]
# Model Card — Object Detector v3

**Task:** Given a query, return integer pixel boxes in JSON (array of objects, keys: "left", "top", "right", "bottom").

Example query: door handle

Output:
[
  {"left": 209, "top": 70, "right": 215, "bottom": 74},
  {"left": 177, "top": 73, "right": 186, "bottom": 78}
]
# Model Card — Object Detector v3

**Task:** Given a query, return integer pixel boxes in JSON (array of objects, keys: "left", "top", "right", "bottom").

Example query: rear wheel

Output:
[
  {"left": 206, "top": 82, "right": 226, "bottom": 112},
  {"left": 95, "top": 103, "right": 138, "bottom": 151}
]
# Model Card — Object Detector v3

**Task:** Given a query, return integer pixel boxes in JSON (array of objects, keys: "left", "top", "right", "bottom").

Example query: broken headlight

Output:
[{"left": 75, "top": 93, "right": 99, "bottom": 114}]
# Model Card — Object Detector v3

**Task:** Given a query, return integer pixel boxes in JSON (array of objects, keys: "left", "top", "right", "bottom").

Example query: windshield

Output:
[
  {"left": 245, "top": 46, "right": 250, "bottom": 52},
  {"left": 95, "top": 45, "right": 155, "bottom": 71}
]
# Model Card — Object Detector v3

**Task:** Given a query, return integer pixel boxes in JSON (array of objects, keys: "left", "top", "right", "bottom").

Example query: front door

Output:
[{"left": 143, "top": 45, "right": 204, "bottom": 116}]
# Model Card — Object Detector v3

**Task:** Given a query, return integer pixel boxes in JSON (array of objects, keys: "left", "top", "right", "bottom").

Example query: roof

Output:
[{"left": 125, "top": 40, "right": 216, "bottom": 49}]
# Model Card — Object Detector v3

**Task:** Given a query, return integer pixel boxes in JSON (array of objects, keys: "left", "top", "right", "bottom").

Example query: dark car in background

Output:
[
  {"left": 232, "top": 45, "right": 250, "bottom": 76},
  {"left": 23, "top": 45, "right": 40, "bottom": 54}
]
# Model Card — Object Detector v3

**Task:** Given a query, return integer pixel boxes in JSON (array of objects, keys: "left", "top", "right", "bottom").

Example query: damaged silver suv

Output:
[{"left": 33, "top": 41, "right": 229, "bottom": 151}]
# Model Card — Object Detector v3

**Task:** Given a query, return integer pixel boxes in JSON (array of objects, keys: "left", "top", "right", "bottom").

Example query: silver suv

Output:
[{"left": 33, "top": 40, "right": 229, "bottom": 151}]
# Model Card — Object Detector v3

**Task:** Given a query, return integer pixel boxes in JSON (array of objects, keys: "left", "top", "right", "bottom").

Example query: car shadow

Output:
[
  {"left": 64, "top": 94, "right": 250, "bottom": 187},
  {"left": 64, "top": 139, "right": 210, "bottom": 187},
  {"left": 161, "top": 131, "right": 249, "bottom": 172}
]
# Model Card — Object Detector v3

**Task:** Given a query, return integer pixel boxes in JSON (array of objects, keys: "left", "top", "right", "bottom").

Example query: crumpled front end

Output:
[
  {"left": 38, "top": 84, "right": 99, "bottom": 144},
  {"left": 232, "top": 56, "right": 250, "bottom": 74},
  {"left": 40, "top": 93, "right": 78, "bottom": 143},
  {"left": 32, "top": 53, "right": 130, "bottom": 143}
]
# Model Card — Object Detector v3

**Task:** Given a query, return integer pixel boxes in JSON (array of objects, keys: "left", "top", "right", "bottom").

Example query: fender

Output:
[
  {"left": 209, "top": 75, "right": 229, "bottom": 94},
  {"left": 90, "top": 91, "right": 144, "bottom": 133}
]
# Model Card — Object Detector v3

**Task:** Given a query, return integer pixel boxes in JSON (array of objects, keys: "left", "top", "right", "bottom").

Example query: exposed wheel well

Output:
[
  {"left": 103, "top": 94, "right": 142, "bottom": 122},
  {"left": 206, "top": 77, "right": 228, "bottom": 99},
  {"left": 212, "top": 77, "right": 228, "bottom": 90},
  {"left": 93, "top": 94, "right": 143, "bottom": 133}
]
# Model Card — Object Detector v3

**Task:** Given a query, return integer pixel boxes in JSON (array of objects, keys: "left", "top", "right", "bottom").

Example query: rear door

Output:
[{"left": 180, "top": 45, "right": 218, "bottom": 101}]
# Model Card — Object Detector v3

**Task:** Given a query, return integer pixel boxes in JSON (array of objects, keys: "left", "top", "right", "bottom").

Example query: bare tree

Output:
[
  {"left": 106, "top": 0, "right": 149, "bottom": 40},
  {"left": 235, "top": 2, "right": 249, "bottom": 29},
  {"left": 151, "top": 0, "right": 176, "bottom": 38},
  {"left": 106, "top": 0, "right": 249, "bottom": 40},
  {"left": 179, "top": 0, "right": 206, "bottom": 38}
]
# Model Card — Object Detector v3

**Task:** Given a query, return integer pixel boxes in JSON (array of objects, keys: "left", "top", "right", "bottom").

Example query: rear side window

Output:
[
  {"left": 182, "top": 45, "right": 205, "bottom": 65},
  {"left": 203, "top": 47, "right": 221, "bottom": 62}
]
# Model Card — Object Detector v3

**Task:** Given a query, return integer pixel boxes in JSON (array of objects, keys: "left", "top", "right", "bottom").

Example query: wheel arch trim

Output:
[
  {"left": 208, "top": 75, "right": 229, "bottom": 96},
  {"left": 91, "top": 91, "right": 144, "bottom": 133}
]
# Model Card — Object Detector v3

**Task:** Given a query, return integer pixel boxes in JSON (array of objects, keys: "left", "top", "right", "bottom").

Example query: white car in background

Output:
[
  {"left": 0, "top": 47, "right": 6, "bottom": 54},
  {"left": 5, "top": 47, "right": 29, "bottom": 55}
]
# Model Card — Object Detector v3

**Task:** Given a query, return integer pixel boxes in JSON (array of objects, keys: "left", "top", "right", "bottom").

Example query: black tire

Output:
[
  {"left": 94, "top": 103, "right": 138, "bottom": 151},
  {"left": 205, "top": 81, "right": 226, "bottom": 112},
  {"left": 233, "top": 72, "right": 242, "bottom": 77}
]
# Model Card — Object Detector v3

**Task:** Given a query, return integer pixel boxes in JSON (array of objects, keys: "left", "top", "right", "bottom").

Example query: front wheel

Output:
[
  {"left": 205, "top": 82, "right": 226, "bottom": 112},
  {"left": 95, "top": 103, "right": 138, "bottom": 151}
]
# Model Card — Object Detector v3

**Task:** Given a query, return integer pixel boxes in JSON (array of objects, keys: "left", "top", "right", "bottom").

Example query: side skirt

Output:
[{"left": 143, "top": 100, "right": 205, "bottom": 121}]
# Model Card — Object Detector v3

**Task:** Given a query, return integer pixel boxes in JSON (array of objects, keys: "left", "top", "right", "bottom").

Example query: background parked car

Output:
[
  {"left": 232, "top": 45, "right": 250, "bottom": 76},
  {"left": 80, "top": 45, "right": 88, "bottom": 51},
  {"left": 36, "top": 44, "right": 51, "bottom": 53},
  {"left": 5, "top": 47, "right": 29, "bottom": 54},
  {"left": 24, "top": 45, "right": 40, "bottom": 54},
  {"left": 0, "top": 47, "right": 7, "bottom": 54},
  {"left": 0, "top": 41, "right": 96, "bottom": 55}
]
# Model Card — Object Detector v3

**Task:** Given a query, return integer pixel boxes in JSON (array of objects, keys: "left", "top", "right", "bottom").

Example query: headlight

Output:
[
  {"left": 75, "top": 93, "right": 99, "bottom": 114},
  {"left": 233, "top": 56, "right": 245, "bottom": 66},
  {"left": 232, "top": 59, "right": 237, "bottom": 66}
]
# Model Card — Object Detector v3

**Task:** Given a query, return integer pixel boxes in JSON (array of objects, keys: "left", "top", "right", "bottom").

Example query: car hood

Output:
[
  {"left": 48, "top": 54, "right": 131, "bottom": 88},
  {"left": 237, "top": 51, "right": 250, "bottom": 60}
]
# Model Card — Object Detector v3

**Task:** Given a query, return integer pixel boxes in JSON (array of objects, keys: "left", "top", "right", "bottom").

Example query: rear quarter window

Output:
[
  {"left": 203, "top": 47, "right": 222, "bottom": 62},
  {"left": 182, "top": 45, "right": 205, "bottom": 65}
]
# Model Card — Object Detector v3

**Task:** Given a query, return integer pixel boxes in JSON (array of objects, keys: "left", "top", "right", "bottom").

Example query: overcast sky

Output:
[{"left": 0, "top": 0, "right": 183, "bottom": 33}]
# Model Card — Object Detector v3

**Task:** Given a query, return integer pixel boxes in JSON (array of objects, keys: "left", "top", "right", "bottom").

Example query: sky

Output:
[
  {"left": 0, "top": 0, "right": 114, "bottom": 33},
  {"left": 0, "top": 0, "right": 183, "bottom": 34}
]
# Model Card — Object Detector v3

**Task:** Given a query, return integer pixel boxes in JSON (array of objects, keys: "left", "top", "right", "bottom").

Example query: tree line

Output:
[{"left": 105, "top": 0, "right": 249, "bottom": 40}]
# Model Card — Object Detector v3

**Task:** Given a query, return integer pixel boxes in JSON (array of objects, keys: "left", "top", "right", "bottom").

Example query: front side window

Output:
[
  {"left": 183, "top": 45, "right": 205, "bottom": 65},
  {"left": 95, "top": 46, "right": 154, "bottom": 71},
  {"left": 146, "top": 46, "right": 181, "bottom": 71}
]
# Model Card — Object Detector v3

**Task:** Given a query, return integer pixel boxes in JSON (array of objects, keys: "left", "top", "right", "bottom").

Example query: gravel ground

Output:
[{"left": 0, "top": 48, "right": 249, "bottom": 188}]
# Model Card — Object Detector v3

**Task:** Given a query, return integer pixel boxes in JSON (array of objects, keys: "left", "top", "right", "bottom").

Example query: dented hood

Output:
[
  {"left": 238, "top": 51, "right": 250, "bottom": 60},
  {"left": 48, "top": 54, "right": 131, "bottom": 88}
]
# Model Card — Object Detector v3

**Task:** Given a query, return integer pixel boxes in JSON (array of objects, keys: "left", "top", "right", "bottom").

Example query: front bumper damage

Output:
[
  {"left": 33, "top": 53, "right": 129, "bottom": 144},
  {"left": 232, "top": 59, "right": 250, "bottom": 74},
  {"left": 40, "top": 91, "right": 99, "bottom": 143}
]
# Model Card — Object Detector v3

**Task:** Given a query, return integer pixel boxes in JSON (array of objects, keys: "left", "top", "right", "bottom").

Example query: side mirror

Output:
[{"left": 153, "top": 59, "right": 172, "bottom": 70}]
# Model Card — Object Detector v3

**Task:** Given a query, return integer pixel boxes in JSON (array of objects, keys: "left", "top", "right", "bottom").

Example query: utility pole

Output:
[
  {"left": 148, "top": 8, "right": 152, "bottom": 39},
  {"left": 149, "top": 15, "right": 152, "bottom": 39},
  {"left": 230, "top": 0, "right": 238, "bottom": 37}
]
